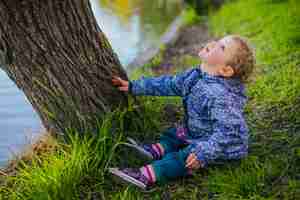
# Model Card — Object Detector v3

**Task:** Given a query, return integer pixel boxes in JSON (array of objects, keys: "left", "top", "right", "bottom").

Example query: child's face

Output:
[{"left": 198, "top": 36, "right": 238, "bottom": 67}]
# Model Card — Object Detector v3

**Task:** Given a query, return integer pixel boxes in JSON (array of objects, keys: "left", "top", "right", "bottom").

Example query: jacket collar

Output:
[{"left": 197, "top": 65, "right": 246, "bottom": 97}]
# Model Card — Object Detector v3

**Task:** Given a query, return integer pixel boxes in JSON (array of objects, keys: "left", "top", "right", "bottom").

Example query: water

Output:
[
  {"left": 0, "top": 0, "right": 183, "bottom": 167},
  {"left": 91, "top": 0, "right": 183, "bottom": 66}
]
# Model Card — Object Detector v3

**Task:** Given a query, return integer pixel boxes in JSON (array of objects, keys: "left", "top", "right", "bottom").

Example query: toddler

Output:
[{"left": 110, "top": 35, "right": 255, "bottom": 190}]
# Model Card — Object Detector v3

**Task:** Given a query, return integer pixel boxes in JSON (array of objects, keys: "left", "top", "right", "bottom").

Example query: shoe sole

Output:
[
  {"left": 123, "top": 137, "right": 154, "bottom": 160},
  {"left": 109, "top": 168, "right": 147, "bottom": 190}
]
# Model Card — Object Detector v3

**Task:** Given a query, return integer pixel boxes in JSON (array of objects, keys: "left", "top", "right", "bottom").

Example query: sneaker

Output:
[
  {"left": 124, "top": 137, "right": 161, "bottom": 160},
  {"left": 109, "top": 168, "right": 152, "bottom": 190}
]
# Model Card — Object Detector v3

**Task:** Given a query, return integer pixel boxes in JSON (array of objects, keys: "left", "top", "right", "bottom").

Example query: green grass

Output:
[
  {"left": 1, "top": 0, "right": 300, "bottom": 199},
  {"left": 0, "top": 95, "right": 184, "bottom": 200},
  {"left": 0, "top": 111, "right": 122, "bottom": 199}
]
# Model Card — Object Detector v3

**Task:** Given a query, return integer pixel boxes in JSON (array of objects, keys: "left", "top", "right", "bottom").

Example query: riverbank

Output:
[{"left": 1, "top": 1, "right": 300, "bottom": 199}]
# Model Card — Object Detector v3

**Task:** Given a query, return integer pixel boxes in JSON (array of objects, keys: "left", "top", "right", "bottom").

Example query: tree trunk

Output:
[{"left": 0, "top": 0, "right": 129, "bottom": 136}]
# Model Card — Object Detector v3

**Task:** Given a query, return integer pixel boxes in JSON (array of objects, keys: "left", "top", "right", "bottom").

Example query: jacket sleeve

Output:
[
  {"left": 190, "top": 98, "right": 249, "bottom": 168},
  {"left": 129, "top": 68, "right": 196, "bottom": 96}
]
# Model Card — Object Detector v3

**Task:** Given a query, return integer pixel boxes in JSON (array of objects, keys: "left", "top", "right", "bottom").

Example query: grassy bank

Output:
[{"left": 1, "top": 0, "right": 300, "bottom": 199}]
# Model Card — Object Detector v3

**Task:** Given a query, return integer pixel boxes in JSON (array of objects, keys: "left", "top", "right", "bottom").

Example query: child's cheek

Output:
[
  {"left": 207, "top": 57, "right": 219, "bottom": 65},
  {"left": 210, "top": 50, "right": 225, "bottom": 65},
  {"left": 206, "top": 51, "right": 220, "bottom": 64}
]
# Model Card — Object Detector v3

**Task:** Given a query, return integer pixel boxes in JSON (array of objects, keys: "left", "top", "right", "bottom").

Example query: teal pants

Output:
[{"left": 151, "top": 127, "right": 193, "bottom": 183}]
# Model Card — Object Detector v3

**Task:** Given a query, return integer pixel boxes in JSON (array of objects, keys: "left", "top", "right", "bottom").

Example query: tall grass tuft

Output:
[{"left": 0, "top": 111, "right": 124, "bottom": 200}]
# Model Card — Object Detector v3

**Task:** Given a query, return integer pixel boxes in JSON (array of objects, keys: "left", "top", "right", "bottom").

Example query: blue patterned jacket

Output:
[{"left": 129, "top": 66, "right": 249, "bottom": 168}]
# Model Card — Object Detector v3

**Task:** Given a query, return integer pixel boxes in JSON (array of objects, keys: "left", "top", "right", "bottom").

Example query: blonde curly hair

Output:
[{"left": 226, "top": 35, "right": 256, "bottom": 83}]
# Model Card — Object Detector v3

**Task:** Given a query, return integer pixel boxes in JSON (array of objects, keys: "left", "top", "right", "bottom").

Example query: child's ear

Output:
[{"left": 219, "top": 65, "right": 234, "bottom": 78}]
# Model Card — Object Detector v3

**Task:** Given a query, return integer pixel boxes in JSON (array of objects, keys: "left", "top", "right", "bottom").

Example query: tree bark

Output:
[{"left": 0, "top": 0, "right": 129, "bottom": 136}]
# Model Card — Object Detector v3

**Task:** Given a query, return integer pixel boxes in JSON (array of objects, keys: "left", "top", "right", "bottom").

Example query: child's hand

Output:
[
  {"left": 112, "top": 76, "right": 129, "bottom": 92},
  {"left": 185, "top": 153, "right": 201, "bottom": 170}
]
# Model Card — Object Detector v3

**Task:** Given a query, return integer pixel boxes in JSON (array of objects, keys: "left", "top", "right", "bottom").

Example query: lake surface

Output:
[{"left": 0, "top": 0, "right": 183, "bottom": 167}]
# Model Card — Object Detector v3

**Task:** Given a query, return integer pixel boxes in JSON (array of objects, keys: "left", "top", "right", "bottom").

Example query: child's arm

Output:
[
  {"left": 113, "top": 68, "right": 198, "bottom": 97},
  {"left": 189, "top": 98, "right": 249, "bottom": 168}
]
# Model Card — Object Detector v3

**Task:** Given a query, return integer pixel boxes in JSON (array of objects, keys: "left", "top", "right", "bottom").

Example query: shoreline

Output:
[{"left": 126, "top": 9, "right": 186, "bottom": 75}]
